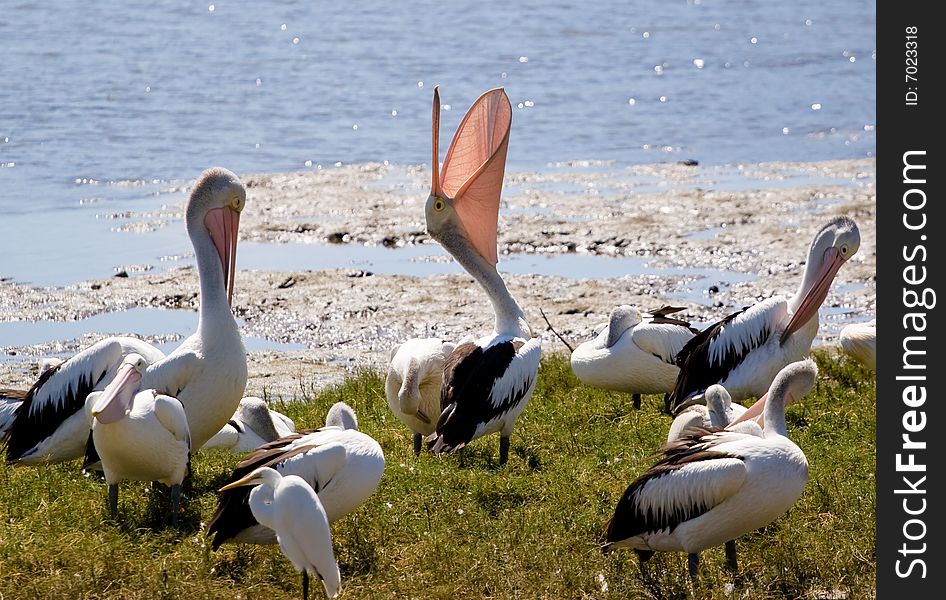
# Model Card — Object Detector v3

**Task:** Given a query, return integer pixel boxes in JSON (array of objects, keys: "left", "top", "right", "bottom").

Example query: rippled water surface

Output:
[{"left": 0, "top": 0, "right": 875, "bottom": 284}]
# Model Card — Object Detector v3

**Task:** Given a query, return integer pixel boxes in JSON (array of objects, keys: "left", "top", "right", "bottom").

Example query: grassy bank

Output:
[{"left": 0, "top": 351, "right": 876, "bottom": 599}]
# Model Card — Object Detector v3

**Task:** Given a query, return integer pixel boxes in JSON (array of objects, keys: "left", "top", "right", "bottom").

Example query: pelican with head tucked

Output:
[
  {"left": 385, "top": 337, "right": 456, "bottom": 454},
  {"left": 570, "top": 305, "right": 698, "bottom": 411},
  {"left": 422, "top": 86, "right": 541, "bottom": 466},
  {"left": 4, "top": 168, "right": 248, "bottom": 466},
  {"left": 838, "top": 319, "right": 876, "bottom": 370},
  {"left": 202, "top": 396, "right": 295, "bottom": 453},
  {"left": 668, "top": 217, "right": 860, "bottom": 413}
]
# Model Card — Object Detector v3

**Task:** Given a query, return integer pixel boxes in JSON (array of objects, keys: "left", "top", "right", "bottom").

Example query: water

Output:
[
  {"left": 0, "top": 307, "right": 307, "bottom": 360},
  {"left": 0, "top": 1, "right": 874, "bottom": 285}
]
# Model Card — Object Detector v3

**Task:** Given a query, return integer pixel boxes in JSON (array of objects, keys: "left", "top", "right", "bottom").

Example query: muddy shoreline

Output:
[{"left": 1, "top": 158, "right": 875, "bottom": 398}]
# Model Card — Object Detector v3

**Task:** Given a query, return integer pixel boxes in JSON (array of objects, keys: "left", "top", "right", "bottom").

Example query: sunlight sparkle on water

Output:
[
  {"left": 811, "top": 103, "right": 822, "bottom": 110},
  {"left": 693, "top": 58, "right": 705, "bottom": 68},
  {"left": 750, "top": 36, "right": 758, "bottom": 44},
  {"left": 627, "top": 98, "right": 636, "bottom": 105}
]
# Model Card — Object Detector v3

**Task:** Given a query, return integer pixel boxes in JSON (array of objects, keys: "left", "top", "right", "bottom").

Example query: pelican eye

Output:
[
  {"left": 231, "top": 196, "right": 245, "bottom": 211},
  {"left": 840, "top": 244, "right": 848, "bottom": 256},
  {"left": 433, "top": 198, "right": 445, "bottom": 212}
]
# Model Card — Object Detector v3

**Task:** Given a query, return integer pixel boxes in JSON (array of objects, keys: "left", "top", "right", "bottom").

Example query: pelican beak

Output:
[
  {"left": 204, "top": 205, "right": 241, "bottom": 307},
  {"left": 430, "top": 87, "right": 511, "bottom": 267},
  {"left": 728, "top": 392, "right": 767, "bottom": 427},
  {"left": 780, "top": 247, "right": 844, "bottom": 344},
  {"left": 671, "top": 393, "right": 705, "bottom": 416},
  {"left": 219, "top": 472, "right": 263, "bottom": 492},
  {"left": 431, "top": 86, "right": 442, "bottom": 200},
  {"left": 91, "top": 363, "right": 142, "bottom": 424}
]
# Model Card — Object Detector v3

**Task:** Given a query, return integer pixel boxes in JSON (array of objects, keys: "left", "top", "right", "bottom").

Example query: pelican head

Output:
[
  {"left": 90, "top": 353, "right": 148, "bottom": 424},
  {"left": 605, "top": 305, "right": 643, "bottom": 349},
  {"left": 187, "top": 167, "right": 246, "bottom": 307},
  {"left": 235, "top": 397, "right": 281, "bottom": 442},
  {"left": 704, "top": 384, "right": 734, "bottom": 428},
  {"left": 325, "top": 402, "right": 358, "bottom": 430},
  {"left": 425, "top": 86, "right": 512, "bottom": 268},
  {"left": 781, "top": 217, "right": 860, "bottom": 344}
]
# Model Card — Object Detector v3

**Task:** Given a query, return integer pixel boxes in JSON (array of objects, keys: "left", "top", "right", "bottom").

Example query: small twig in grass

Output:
[{"left": 539, "top": 308, "right": 574, "bottom": 353}]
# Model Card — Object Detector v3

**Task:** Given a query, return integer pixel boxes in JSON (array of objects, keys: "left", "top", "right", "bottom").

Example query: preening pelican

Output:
[
  {"left": 385, "top": 337, "right": 456, "bottom": 454},
  {"left": 202, "top": 397, "right": 295, "bottom": 453},
  {"left": 668, "top": 217, "right": 859, "bottom": 412},
  {"left": 604, "top": 359, "right": 815, "bottom": 582},
  {"left": 666, "top": 384, "right": 750, "bottom": 443},
  {"left": 4, "top": 168, "right": 248, "bottom": 465},
  {"left": 423, "top": 86, "right": 541, "bottom": 466},
  {"left": 207, "top": 403, "right": 384, "bottom": 548},
  {"left": 221, "top": 467, "right": 340, "bottom": 599},
  {"left": 838, "top": 319, "right": 876, "bottom": 370},
  {"left": 325, "top": 401, "right": 359, "bottom": 430},
  {"left": 87, "top": 354, "right": 191, "bottom": 526},
  {"left": 570, "top": 306, "right": 698, "bottom": 410}
]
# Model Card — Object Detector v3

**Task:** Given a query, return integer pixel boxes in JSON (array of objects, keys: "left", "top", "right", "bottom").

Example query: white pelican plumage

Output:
[
  {"left": 423, "top": 86, "right": 541, "bottom": 466},
  {"left": 202, "top": 397, "right": 295, "bottom": 453},
  {"left": 570, "top": 306, "right": 698, "bottom": 410},
  {"left": 87, "top": 353, "right": 191, "bottom": 525},
  {"left": 385, "top": 337, "right": 456, "bottom": 454},
  {"left": 221, "top": 466, "right": 340, "bottom": 599},
  {"left": 604, "top": 359, "right": 816, "bottom": 582},
  {"left": 4, "top": 168, "right": 248, "bottom": 465},
  {"left": 838, "top": 319, "right": 876, "bottom": 370},
  {"left": 668, "top": 217, "right": 860, "bottom": 412},
  {"left": 207, "top": 403, "right": 384, "bottom": 548}
]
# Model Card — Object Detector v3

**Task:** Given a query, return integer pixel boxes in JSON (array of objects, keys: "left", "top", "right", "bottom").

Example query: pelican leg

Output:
[
  {"left": 108, "top": 484, "right": 118, "bottom": 518},
  {"left": 663, "top": 393, "right": 672, "bottom": 414},
  {"left": 632, "top": 393, "right": 641, "bottom": 410},
  {"left": 688, "top": 552, "right": 699, "bottom": 583},
  {"left": 170, "top": 484, "right": 182, "bottom": 528},
  {"left": 725, "top": 540, "right": 738, "bottom": 574},
  {"left": 499, "top": 435, "right": 510, "bottom": 465},
  {"left": 302, "top": 570, "right": 309, "bottom": 600},
  {"left": 413, "top": 432, "right": 422, "bottom": 456}
]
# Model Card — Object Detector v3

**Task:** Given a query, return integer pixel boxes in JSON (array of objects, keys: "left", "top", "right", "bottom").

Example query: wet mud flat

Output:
[{"left": 0, "top": 158, "right": 875, "bottom": 398}]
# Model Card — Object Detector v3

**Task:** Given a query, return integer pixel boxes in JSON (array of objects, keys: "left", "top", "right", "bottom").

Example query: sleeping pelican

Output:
[
  {"left": 838, "top": 319, "right": 876, "bottom": 370},
  {"left": 385, "top": 337, "right": 456, "bottom": 454},
  {"left": 87, "top": 353, "right": 191, "bottom": 526},
  {"left": 668, "top": 217, "right": 859, "bottom": 412},
  {"left": 604, "top": 359, "right": 816, "bottom": 582},
  {"left": 202, "top": 397, "right": 295, "bottom": 453},
  {"left": 4, "top": 168, "right": 248, "bottom": 465},
  {"left": 570, "top": 306, "right": 698, "bottom": 410},
  {"left": 206, "top": 403, "right": 384, "bottom": 548},
  {"left": 423, "top": 86, "right": 541, "bottom": 466},
  {"left": 221, "top": 467, "right": 340, "bottom": 599}
]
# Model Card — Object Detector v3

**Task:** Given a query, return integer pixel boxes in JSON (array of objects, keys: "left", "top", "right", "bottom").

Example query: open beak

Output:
[
  {"left": 204, "top": 206, "right": 241, "bottom": 307},
  {"left": 91, "top": 363, "right": 142, "bottom": 424},
  {"left": 780, "top": 247, "right": 844, "bottom": 344}
]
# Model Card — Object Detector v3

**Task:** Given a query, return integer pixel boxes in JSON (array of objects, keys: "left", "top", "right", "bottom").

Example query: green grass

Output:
[{"left": 0, "top": 350, "right": 876, "bottom": 599}]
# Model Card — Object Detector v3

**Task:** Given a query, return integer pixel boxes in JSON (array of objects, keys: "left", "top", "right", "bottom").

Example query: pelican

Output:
[
  {"left": 838, "top": 319, "right": 876, "bottom": 370},
  {"left": 202, "top": 397, "right": 295, "bottom": 453},
  {"left": 604, "top": 359, "right": 816, "bottom": 582},
  {"left": 385, "top": 337, "right": 456, "bottom": 454},
  {"left": 4, "top": 168, "right": 248, "bottom": 465},
  {"left": 87, "top": 353, "right": 191, "bottom": 526},
  {"left": 423, "top": 86, "right": 541, "bottom": 466},
  {"left": 570, "top": 306, "right": 698, "bottom": 410},
  {"left": 221, "top": 467, "right": 340, "bottom": 599},
  {"left": 325, "top": 401, "right": 359, "bottom": 430},
  {"left": 666, "top": 384, "right": 750, "bottom": 443},
  {"left": 0, "top": 389, "right": 26, "bottom": 439},
  {"left": 206, "top": 403, "right": 384, "bottom": 548},
  {"left": 668, "top": 217, "right": 859, "bottom": 412}
]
